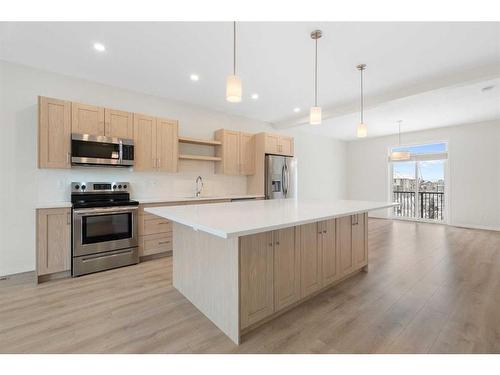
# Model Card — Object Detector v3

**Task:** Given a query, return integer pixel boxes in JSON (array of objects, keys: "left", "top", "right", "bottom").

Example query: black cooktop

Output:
[{"left": 71, "top": 192, "right": 139, "bottom": 209}]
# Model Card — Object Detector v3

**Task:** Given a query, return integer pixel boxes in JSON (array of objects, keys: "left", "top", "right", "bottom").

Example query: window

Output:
[{"left": 390, "top": 142, "right": 447, "bottom": 222}]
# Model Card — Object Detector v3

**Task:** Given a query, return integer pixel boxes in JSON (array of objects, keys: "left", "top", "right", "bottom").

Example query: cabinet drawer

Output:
[
  {"left": 141, "top": 233, "right": 173, "bottom": 257},
  {"left": 143, "top": 218, "right": 172, "bottom": 235}
]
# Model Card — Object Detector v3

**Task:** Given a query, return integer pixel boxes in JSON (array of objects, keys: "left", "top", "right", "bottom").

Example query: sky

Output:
[{"left": 392, "top": 142, "right": 446, "bottom": 182}]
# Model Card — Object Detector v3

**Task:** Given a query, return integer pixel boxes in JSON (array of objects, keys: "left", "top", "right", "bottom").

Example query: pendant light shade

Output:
[
  {"left": 310, "top": 30, "right": 322, "bottom": 125},
  {"left": 310, "top": 106, "right": 322, "bottom": 125},
  {"left": 390, "top": 120, "right": 411, "bottom": 161},
  {"left": 356, "top": 64, "right": 367, "bottom": 138},
  {"left": 226, "top": 21, "right": 242, "bottom": 103},
  {"left": 356, "top": 122, "right": 368, "bottom": 138},
  {"left": 226, "top": 75, "right": 242, "bottom": 103}
]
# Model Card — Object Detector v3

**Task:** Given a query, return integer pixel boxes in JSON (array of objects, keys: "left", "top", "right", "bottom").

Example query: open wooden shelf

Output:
[
  {"left": 178, "top": 154, "right": 222, "bottom": 162},
  {"left": 178, "top": 136, "right": 222, "bottom": 146}
]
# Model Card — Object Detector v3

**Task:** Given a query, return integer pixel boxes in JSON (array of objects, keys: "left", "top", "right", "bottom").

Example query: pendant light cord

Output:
[
  {"left": 314, "top": 37, "right": 318, "bottom": 107},
  {"left": 233, "top": 21, "right": 236, "bottom": 75},
  {"left": 360, "top": 68, "right": 364, "bottom": 123}
]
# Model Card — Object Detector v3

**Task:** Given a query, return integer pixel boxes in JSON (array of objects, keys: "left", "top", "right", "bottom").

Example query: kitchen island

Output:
[{"left": 146, "top": 199, "right": 397, "bottom": 344}]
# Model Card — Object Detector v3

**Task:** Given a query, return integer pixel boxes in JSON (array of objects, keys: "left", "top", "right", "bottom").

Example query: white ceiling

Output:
[{"left": 1, "top": 22, "right": 499, "bottom": 140}]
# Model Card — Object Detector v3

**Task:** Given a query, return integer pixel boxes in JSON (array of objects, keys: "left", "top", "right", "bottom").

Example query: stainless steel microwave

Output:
[{"left": 71, "top": 133, "right": 134, "bottom": 167}]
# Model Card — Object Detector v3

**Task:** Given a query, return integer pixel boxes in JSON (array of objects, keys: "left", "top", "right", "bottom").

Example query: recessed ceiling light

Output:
[
  {"left": 293, "top": 107, "right": 301, "bottom": 113},
  {"left": 190, "top": 74, "right": 200, "bottom": 82},
  {"left": 251, "top": 93, "right": 259, "bottom": 100},
  {"left": 93, "top": 42, "right": 106, "bottom": 52}
]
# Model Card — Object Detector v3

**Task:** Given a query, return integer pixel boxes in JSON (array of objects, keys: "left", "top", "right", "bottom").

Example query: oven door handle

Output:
[{"left": 74, "top": 206, "right": 138, "bottom": 215}]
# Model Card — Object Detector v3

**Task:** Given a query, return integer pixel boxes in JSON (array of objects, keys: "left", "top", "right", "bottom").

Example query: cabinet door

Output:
[
  {"left": 71, "top": 102, "right": 105, "bottom": 136},
  {"left": 299, "top": 222, "right": 322, "bottom": 298},
  {"left": 273, "top": 227, "right": 300, "bottom": 311},
  {"left": 105, "top": 109, "right": 133, "bottom": 139},
  {"left": 239, "top": 132, "right": 255, "bottom": 175},
  {"left": 337, "top": 216, "right": 354, "bottom": 277},
  {"left": 38, "top": 96, "right": 71, "bottom": 169},
  {"left": 264, "top": 133, "right": 280, "bottom": 154},
  {"left": 321, "top": 219, "right": 338, "bottom": 286},
  {"left": 156, "top": 117, "right": 178, "bottom": 172},
  {"left": 217, "top": 130, "right": 240, "bottom": 175},
  {"left": 352, "top": 213, "right": 368, "bottom": 267},
  {"left": 133, "top": 114, "right": 157, "bottom": 171},
  {"left": 279, "top": 136, "right": 294, "bottom": 156},
  {"left": 240, "top": 231, "right": 274, "bottom": 329},
  {"left": 36, "top": 208, "right": 71, "bottom": 276}
]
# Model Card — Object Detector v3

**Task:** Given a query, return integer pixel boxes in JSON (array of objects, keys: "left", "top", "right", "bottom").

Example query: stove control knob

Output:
[
  {"left": 74, "top": 185, "right": 80, "bottom": 190},
  {"left": 81, "top": 185, "right": 86, "bottom": 191},
  {"left": 123, "top": 184, "right": 127, "bottom": 189},
  {"left": 118, "top": 184, "right": 122, "bottom": 189},
  {"left": 113, "top": 185, "right": 117, "bottom": 190}
]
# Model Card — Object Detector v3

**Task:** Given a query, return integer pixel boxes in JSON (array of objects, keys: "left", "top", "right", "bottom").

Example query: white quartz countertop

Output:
[
  {"left": 35, "top": 194, "right": 263, "bottom": 209},
  {"left": 146, "top": 199, "right": 398, "bottom": 239}
]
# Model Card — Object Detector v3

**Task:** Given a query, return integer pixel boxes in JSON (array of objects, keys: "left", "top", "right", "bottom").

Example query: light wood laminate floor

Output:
[{"left": 1, "top": 219, "right": 499, "bottom": 353}]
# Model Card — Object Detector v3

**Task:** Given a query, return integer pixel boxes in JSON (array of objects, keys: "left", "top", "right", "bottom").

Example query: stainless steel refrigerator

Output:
[{"left": 265, "top": 154, "right": 297, "bottom": 199}]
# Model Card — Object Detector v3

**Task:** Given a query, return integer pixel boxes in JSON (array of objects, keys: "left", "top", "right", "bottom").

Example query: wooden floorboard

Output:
[{"left": 1, "top": 219, "right": 499, "bottom": 353}]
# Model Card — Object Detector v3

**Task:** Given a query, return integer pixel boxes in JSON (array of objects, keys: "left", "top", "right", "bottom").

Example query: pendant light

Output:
[
  {"left": 310, "top": 30, "right": 322, "bottom": 125},
  {"left": 226, "top": 21, "right": 242, "bottom": 103},
  {"left": 356, "top": 64, "right": 368, "bottom": 138},
  {"left": 390, "top": 120, "right": 411, "bottom": 161}
]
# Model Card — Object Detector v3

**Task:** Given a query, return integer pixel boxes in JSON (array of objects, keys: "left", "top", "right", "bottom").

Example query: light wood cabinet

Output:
[
  {"left": 352, "top": 213, "right": 368, "bottom": 267},
  {"left": 133, "top": 113, "right": 157, "bottom": 171},
  {"left": 337, "top": 216, "right": 354, "bottom": 277},
  {"left": 239, "top": 132, "right": 255, "bottom": 175},
  {"left": 134, "top": 114, "right": 178, "bottom": 172},
  {"left": 299, "top": 222, "right": 322, "bottom": 298},
  {"left": 273, "top": 227, "right": 300, "bottom": 311},
  {"left": 36, "top": 208, "right": 71, "bottom": 276},
  {"left": 38, "top": 96, "right": 71, "bottom": 169},
  {"left": 215, "top": 130, "right": 255, "bottom": 175},
  {"left": 156, "top": 118, "right": 179, "bottom": 172},
  {"left": 240, "top": 231, "right": 274, "bottom": 329},
  {"left": 71, "top": 102, "right": 105, "bottom": 136},
  {"left": 215, "top": 129, "right": 240, "bottom": 175},
  {"left": 105, "top": 109, "right": 133, "bottom": 139},
  {"left": 263, "top": 133, "right": 294, "bottom": 156},
  {"left": 320, "top": 219, "right": 339, "bottom": 286}
]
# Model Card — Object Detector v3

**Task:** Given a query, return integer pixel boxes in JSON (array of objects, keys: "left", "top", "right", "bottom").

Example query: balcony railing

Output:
[{"left": 393, "top": 191, "right": 444, "bottom": 221}]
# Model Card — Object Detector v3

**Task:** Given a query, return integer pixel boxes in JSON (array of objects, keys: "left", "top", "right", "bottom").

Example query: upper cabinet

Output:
[
  {"left": 156, "top": 117, "right": 179, "bottom": 172},
  {"left": 133, "top": 113, "right": 157, "bottom": 171},
  {"left": 215, "top": 129, "right": 255, "bottom": 175},
  {"left": 133, "top": 114, "right": 178, "bottom": 172},
  {"left": 105, "top": 108, "right": 134, "bottom": 139},
  {"left": 71, "top": 102, "right": 105, "bottom": 136},
  {"left": 263, "top": 133, "right": 294, "bottom": 156},
  {"left": 38, "top": 96, "right": 72, "bottom": 169}
]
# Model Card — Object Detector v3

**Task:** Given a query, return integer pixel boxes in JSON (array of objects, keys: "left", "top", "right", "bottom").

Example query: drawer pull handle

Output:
[
  {"left": 157, "top": 222, "right": 169, "bottom": 225},
  {"left": 158, "top": 241, "right": 171, "bottom": 245}
]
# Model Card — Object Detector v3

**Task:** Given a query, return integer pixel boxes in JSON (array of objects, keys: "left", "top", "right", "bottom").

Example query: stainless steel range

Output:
[{"left": 71, "top": 182, "right": 139, "bottom": 277}]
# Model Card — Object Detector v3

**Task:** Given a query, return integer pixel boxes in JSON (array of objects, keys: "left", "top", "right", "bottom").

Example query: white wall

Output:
[
  {"left": 0, "top": 61, "right": 347, "bottom": 276},
  {"left": 346, "top": 121, "right": 500, "bottom": 231}
]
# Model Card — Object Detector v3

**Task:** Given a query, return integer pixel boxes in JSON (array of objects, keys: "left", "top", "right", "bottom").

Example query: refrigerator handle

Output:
[
  {"left": 283, "top": 163, "right": 289, "bottom": 197},
  {"left": 281, "top": 165, "right": 286, "bottom": 197}
]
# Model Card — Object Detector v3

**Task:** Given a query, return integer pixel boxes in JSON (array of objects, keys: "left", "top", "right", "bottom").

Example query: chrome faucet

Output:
[{"left": 195, "top": 176, "right": 204, "bottom": 197}]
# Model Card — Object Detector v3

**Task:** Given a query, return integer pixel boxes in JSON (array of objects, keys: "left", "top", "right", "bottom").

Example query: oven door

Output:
[{"left": 73, "top": 206, "right": 138, "bottom": 257}]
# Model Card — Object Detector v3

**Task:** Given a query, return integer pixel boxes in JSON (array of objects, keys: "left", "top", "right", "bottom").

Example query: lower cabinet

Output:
[
  {"left": 352, "top": 213, "right": 368, "bottom": 267},
  {"left": 299, "top": 222, "right": 322, "bottom": 298},
  {"left": 36, "top": 208, "right": 71, "bottom": 277},
  {"left": 320, "top": 218, "right": 338, "bottom": 286},
  {"left": 273, "top": 227, "right": 300, "bottom": 311},
  {"left": 239, "top": 214, "right": 368, "bottom": 330},
  {"left": 240, "top": 231, "right": 275, "bottom": 329}
]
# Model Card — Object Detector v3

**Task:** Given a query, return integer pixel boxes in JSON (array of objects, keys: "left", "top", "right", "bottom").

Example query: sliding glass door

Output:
[{"left": 390, "top": 143, "right": 447, "bottom": 223}]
